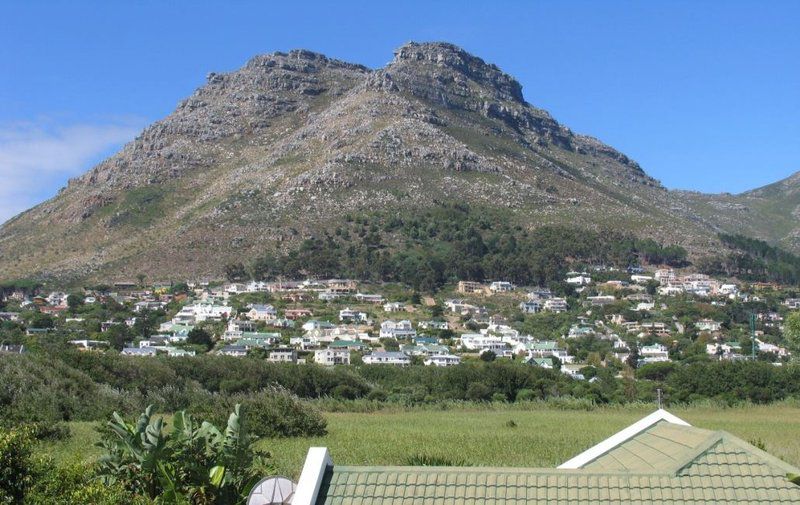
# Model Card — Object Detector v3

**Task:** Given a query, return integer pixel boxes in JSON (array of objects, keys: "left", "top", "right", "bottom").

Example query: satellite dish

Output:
[{"left": 247, "top": 476, "right": 296, "bottom": 505}]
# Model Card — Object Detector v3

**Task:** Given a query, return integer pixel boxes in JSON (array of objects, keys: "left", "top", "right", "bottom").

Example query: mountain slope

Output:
[
  {"left": 0, "top": 42, "right": 763, "bottom": 282},
  {"left": 676, "top": 170, "right": 800, "bottom": 252}
]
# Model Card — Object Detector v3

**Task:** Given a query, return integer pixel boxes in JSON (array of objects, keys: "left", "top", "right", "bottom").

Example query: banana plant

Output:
[{"left": 97, "top": 404, "right": 270, "bottom": 504}]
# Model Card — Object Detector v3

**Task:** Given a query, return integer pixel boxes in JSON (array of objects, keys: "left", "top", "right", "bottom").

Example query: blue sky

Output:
[{"left": 1, "top": 1, "right": 798, "bottom": 223}]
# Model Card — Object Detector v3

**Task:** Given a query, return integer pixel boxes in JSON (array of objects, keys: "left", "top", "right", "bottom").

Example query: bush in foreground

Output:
[{"left": 97, "top": 404, "right": 270, "bottom": 504}]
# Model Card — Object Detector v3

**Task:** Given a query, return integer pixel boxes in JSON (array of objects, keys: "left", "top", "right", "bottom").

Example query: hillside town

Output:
[{"left": 2, "top": 265, "right": 796, "bottom": 378}]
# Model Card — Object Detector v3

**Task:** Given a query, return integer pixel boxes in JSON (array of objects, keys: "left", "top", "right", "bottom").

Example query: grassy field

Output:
[{"left": 40, "top": 403, "right": 800, "bottom": 479}]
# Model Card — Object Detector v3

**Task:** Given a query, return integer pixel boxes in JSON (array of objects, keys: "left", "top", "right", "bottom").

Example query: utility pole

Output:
[
  {"left": 657, "top": 388, "right": 663, "bottom": 409},
  {"left": 750, "top": 313, "right": 757, "bottom": 361}
]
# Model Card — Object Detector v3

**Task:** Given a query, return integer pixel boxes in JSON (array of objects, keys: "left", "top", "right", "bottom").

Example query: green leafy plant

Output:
[{"left": 97, "top": 404, "right": 271, "bottom": 504}]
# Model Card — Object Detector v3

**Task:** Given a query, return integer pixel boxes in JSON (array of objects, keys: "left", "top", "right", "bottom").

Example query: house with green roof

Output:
[
  {"left": 327, "top": 340, "right": 367, "bottom": 351},
  {"left": 287, "top": 409, "right": 800, "bottom": 504}
]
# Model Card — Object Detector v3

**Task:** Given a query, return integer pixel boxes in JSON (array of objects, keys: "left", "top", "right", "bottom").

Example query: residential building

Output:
[
  {"left": 424, "top": 355, "right": 461, "bottom": 367},
  {"left": 417, "top": 320, "right": 449, "bottom": 330},
  {"left": 218, "top": 345, "right": 249, "bottom": 357},
  {"left": 121, "top": 347, "right": 157, "bottom": 357},
  {"left": 383, "top": 302, "right": 405, "bottom": 312},
  {"left": 457, "top": 281, "right": 485, "bottom": 294},
  {"left": 172, "top": 303, "right": 232, "bottom": 324},
  {"left": 518, "top": 300, "right": 541, "bottom": 314},
  {"left": 302, "top": 320, "right": 336, "bottom": 332},
  {"left": 354, "top": 293, "right": 385, "bottom": 304},
  {"left": 285, "top": 308, "right": 313, "bottom": 320},
  {"left": 0, "top": 344, "right": 25, "bottom": 354},
  {"left": 587, "top": 295, "right": 616, "bottom": 306},
  {"left": 247, "top": 304, "right": 278, "bottom": 321},
  {"left": 68, "top": 340, "right": 109, "bottom": 351},
  {"left": 565, "top": 274, "right": 592, "bottom": 286},
  {"left": 362, "top": 351, "right": 411, "bottom": 366},
  {"left": 268, "top": 348, "right": 298, "bottom": 364},
  {"left": 459, "top": 333, "right": 507, "bottom": 353},
  {"left": 696, "top": 319, "right": 722, "bottom": 332},
  {"left": 379, "top": 320, "right": 416, "bottom": 339},
  {"left": 400, "top": 343, "right": 450, "bottom": 356},
  {"left": 640, "top": 343, "right": 670, "bottom": 363},
  {"left": 784, "top": 298, "right": 800, "bottom": 310},
  {"left": 543, "top": 298, "right": 568, "bottom": 313},
  {"left": 328, "top": 340, "right": 368, "bottom": 352},
  {"left": 489, "top": 281, "right": 515, "bottom": 293},
  {"left": 527, "top": 287, "right": 552, "bottom": 300},
  {"left": 654, "top": 268, "right": 676, "bottom": 284},
  {"left": 314, "top": 348, "right": 350, "bottom": 366},
  {"left": 339, "top": 307, "right": 368, "bottom": 322}
]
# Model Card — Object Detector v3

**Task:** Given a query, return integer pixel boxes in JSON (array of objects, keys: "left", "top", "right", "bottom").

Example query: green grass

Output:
[
  {"left": 38, "top": 403, "right": 800, "bottom": 480},
  {"left": 40, "top": 421, "right": 103, "bottom": 464}
]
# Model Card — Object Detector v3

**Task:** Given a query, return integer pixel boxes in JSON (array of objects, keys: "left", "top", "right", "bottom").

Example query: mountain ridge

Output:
[{"left": 0, "top": 42, "right": 794, "bottom": 283}]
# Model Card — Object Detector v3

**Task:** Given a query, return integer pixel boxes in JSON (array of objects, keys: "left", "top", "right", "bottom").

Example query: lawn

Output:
[{"left": 40, "top": 402, "right": 800, "bottom": 480}]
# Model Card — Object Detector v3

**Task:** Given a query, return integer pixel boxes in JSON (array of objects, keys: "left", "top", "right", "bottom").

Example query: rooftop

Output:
[{"left": 292, "top": 410, "right": 800, "bottom": 504}]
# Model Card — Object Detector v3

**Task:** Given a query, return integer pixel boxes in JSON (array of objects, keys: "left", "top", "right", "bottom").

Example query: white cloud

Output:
[{"left": 0, "top": 120, "right": 142, "bottom": 224}]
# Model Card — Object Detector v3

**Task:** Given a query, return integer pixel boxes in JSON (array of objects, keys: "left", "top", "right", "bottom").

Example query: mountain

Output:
[
  {"left": 676, "top": 171, "right": 800, "bottom": 252},
  {"left": 0, "top": 42, "right": 793, "bottom": 283}
]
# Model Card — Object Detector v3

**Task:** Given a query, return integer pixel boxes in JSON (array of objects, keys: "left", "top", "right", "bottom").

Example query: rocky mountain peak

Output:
[{"left": 387, "top": 41, "right": 525, "bottom": 104}]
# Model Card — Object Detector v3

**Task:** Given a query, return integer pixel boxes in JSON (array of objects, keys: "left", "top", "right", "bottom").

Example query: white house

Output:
[
  {"left": 172, "top": 303, "right": 232, "bottom": 324},
  {"left": 518, "top": 300, "right": 541, "bottom": 314},
  {"left": 379, "top": 320, "right": 416, "bottom": 339},
  {"left": 587, "top": 295, "right": 616, "bottom": 306},
  {"left": 543, "top": 298, "right": 568, "bottom": 313},
  {"left": 459, "top": 334, "right": 507, "bottom": 353},
  {"left": 339, "top": 308, "right": 368, "bottom": 323},
  {"left": 424, "top": 355, "right": 461, "bottom": 367},
  {"left": 268, "top": 348, "right": 298, "bottom": 363},
  {"left": 695, "top": 319, "right": 722, "bottom": 332},
  {"left": 302, "top": 320, "right": 336, "bottom": 332},
  {"left": 354, "top": 293, "right": 385, "bottom": 304},
  {"left": 314, "top": 348, "right": 350, "bottom": 366},
  {"left": 756, "top": 339, "right": 789, "bottom": 357},
  {"left": 784, "top": 298, "right": 800, "bottom": 310},
  {"left": 362, "top": 351, "right": 411, "bottom": 366},
  {"left": 640, "top": 344, "right": 670, "bottom": 363},
  {"left": 566, "top": 275, "right": 592, "bottom": 286},
  {"left": 247, "top": 304, "right": 277, "bottom": 321},
  {"left": 218, "top": 345, "right": 248, "bottom": 357},
  {"left": 489, "top": 281, "right": 515, "bottom": 293},
  {"left": 654, "top": 269, "right": 676, "bottom": 284},
  {"left": 383, "top": 302, "right": 406, "bottom": 312},
  {"left": 418, "top": 320, "right": 449, "bottom": 330},
  {"left": 122, "top": 347, "right": 157, "bottom": 357}
]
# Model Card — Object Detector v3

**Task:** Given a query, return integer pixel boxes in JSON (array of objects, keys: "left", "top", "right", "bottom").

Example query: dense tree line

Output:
[
  {"left": 3, "top": 349, "right": 799, "bottom": 432},
  {"left": 235, "top": 204, "right": 687, "bottom": 291},
  {"left": 698, "top": 233, "right": 800, "bottom": 285}
]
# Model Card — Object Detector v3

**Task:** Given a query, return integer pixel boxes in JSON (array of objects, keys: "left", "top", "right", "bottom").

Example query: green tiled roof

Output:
[
  {"left": 313, "top": 419, "right": 800, "bottom": 504},
  {"left": 582, "top": 420, "right": 716, "bottom": 472},
  {"left": 329, "top": 340, "right": 366, "bottom": 348}
]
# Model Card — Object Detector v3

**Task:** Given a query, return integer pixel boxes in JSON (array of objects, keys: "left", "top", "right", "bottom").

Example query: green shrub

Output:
[
  {"left": 515, "top": 389, "right": 536, "bottom": 402},
  {"left": 491, "top": 392, "right": 507, "bottom": 403},
  {"left": 366, "top": 389, "right": 388, "bottom": 402},
  {"left": 466, "top": 382, "right": 492, "bottom": 401},
  {"left": 193, "top": 388, "right": 327, "bottom": 438},
  {"left": 25, "top": 461, "right": 142, "bottom": 505},
  {"left": 0, "top": 425, "right": 35, "bottom": 503},
  {"left": 96, "top": 404, "right": 270, "bottom": 503}
]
